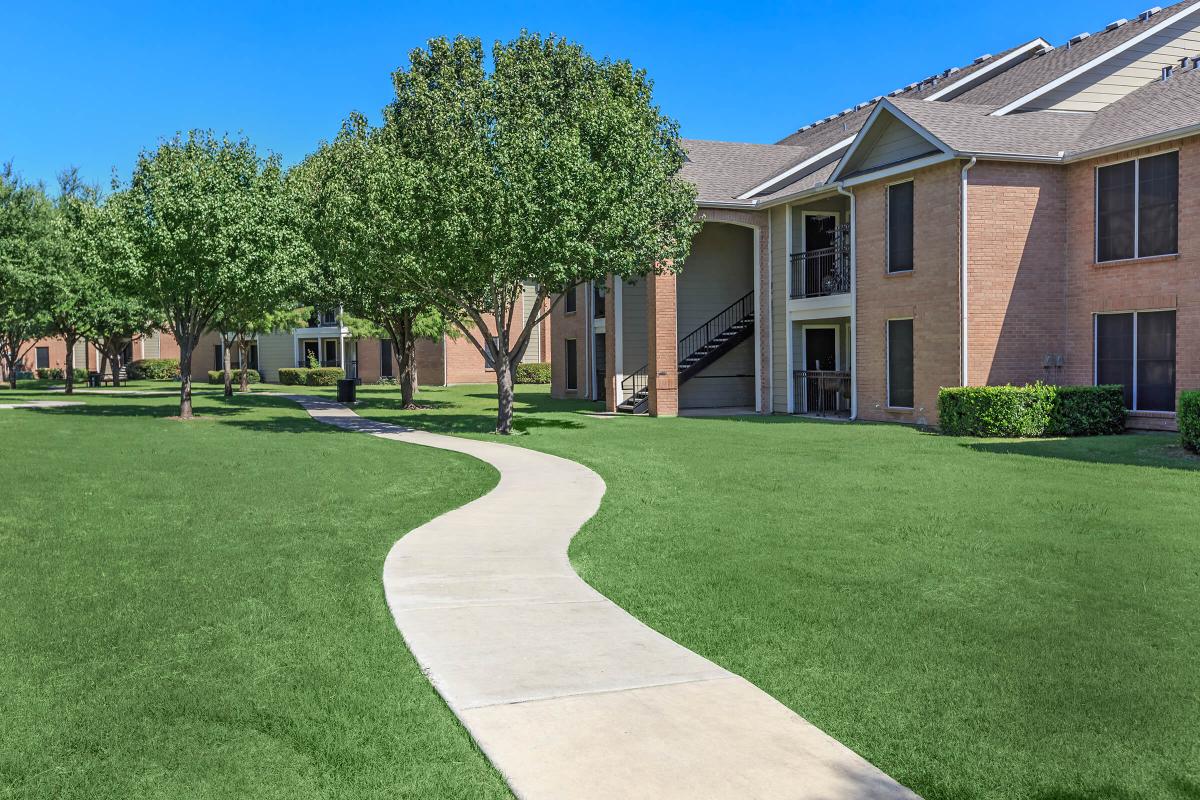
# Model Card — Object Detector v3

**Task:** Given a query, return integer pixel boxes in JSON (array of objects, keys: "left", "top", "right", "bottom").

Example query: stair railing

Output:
[
  {"left": 620, "top": 366, "right": 648, "bottom": 403},
  {"left": 678, "top": 291, "right": 754, "bottom": 365}
]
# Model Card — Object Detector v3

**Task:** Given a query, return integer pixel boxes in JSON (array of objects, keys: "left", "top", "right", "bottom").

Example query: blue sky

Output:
[{"left": 2, "top": 0, "right": 1150, "bottom": 191}]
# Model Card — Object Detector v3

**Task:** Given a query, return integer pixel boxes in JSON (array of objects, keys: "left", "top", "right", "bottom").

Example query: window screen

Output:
[
  {"left": 36, "top": 347, "right": 49, "bottom": 369},
  {"left": 1138, "top": 152, "right": 1178, "bottom": 258},
  {"left": 380, "top": 339, "right": 394, "bottom": 378},
  {"left": 1137, "top": 310, "right": 1176, "bottom": 412},
  {"left": 1096, "top": 313, "right": 1134, "bottom": 409},
  {"left": 1097, "top": 161, "right": 1136, "bottom": 262},
  {"left": 1097, "top": 153, "right": 1178, "bottom": 262},
  {"left": 887, "top": 319, "right": 914, "bottom": 408},
  {"left": 565, "top": 339, "right": 578, "bottom": 391},
  {"left": 564, "top": 286, "right": 577, "bottom": 314},
  {"left": 888, "top": 182, "right": 914, "bottom": 272}
]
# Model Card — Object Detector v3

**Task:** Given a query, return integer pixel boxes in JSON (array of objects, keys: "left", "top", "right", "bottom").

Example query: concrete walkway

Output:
[
  {"left": 0, "top": 400, "right": 85, "bottom": 409},
  {"left": 283, "top": 395, "right": 920, "bottom": 800}
]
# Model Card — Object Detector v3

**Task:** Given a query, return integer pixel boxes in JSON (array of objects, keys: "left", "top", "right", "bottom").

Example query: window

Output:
[
  {"left": 1096, "top": 310, "right": 1176, "bottom": 411},
  {"left": 1096, "top": 152, "right": 1178, "bottom": 262},
  {"left": 380, "top": 339, "right": 394, "bottom": 378},
  {"left": 323, "top": 340, "right": 338, "bottom": 366},
  {"left": 214, "top": 344, "right": 223, "bottom": 370},
  {"left": 565, "top": 339, "right": 578, "bottom": 391},
  {"left": 564, "top": 286, "right": 577, "bottom": 314},
  {"left": 35, "top": 347, "right": 50, "bottom": 369},
  {"left": 887, "top": 318, "right": 914, "bottom": 409},
  {"left": 887, "top": 181, "right": 914, "bottom": 273}
]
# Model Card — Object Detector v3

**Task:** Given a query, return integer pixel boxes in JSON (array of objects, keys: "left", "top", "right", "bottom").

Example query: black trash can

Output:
[
  {"left": 87, "top": 371, "right": 102, "bottom": 388},
  {"left": 336, "top": 379, "right": 356, "bottom": 404}
]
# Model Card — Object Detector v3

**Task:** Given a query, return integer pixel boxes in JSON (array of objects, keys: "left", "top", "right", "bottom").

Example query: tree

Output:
[
  {"left": 291, "top": 114, "right": 448, "bottom": 408},
  {"left": 385, "top": 34, "right": 699, "bottom": 433},
  {"left": 0, "top": 164, "right": 54, "bottom": 389},
  {"left": 213, "top": 305, "right": 309, "bottom": 394},
  {"left": 48, "top": 168, "right": 100, "bottom": 394},
  {"left": 111, "top": 131, "right": 311, "bottom": 418}
]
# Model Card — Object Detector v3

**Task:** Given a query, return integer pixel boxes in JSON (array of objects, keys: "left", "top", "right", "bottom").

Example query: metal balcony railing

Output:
[{"left": 793, "top": 370, "right": 851, "bottom": 417}]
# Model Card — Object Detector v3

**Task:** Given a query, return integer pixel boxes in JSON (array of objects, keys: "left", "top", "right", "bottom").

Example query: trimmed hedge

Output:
[
  {"left": 938, "top": 383, "right": 1126, "bottom": 438},
  {"left": 1180, "top": 391, "right": 1200, "bottom": 453},
  {"left": 127, "top": 358, "right": 180, "bottom": 380},
  {"left": 207, "top": 369, "right": 261, "bottom": 385},
  {"left": 515, "top": 361, "right": 551, "bottom": 384},
  {"left": 37, "top": 367, "right": 90, "bottom": 382},
  {"left": 278, "top": 367, "right": 345, "bottom": 386}
]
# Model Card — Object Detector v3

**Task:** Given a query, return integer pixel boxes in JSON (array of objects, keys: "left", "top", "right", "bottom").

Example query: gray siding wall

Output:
[
  {"left": 522, "top": 282, "right": 542, "bottom": 362},
  {"left": 142, "top": 331, "right": 160, "bottom": 359},
  {"left": 257, "top": 332, "right": 293, "bottom": 383},
  {"left": 850, "top": 114, "right": 938, "bottom": 173},
  {"left": 620, "top": 278, "right": 647, "bottom": 373}
]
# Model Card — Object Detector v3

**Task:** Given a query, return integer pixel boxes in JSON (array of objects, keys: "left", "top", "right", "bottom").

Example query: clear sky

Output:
[{"left": 1, "top": 0, "right": 1153, "bottom": 192}]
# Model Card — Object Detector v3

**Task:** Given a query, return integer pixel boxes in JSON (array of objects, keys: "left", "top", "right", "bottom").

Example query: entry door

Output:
[
  {"left": 805, "top": 328, "right": 837, "bottom": 372},
  {"left": 323, "top": 340, "right": 338, "bottom": 366},
  {"left": 804, "top": 214, "right": 837, "bottom": 252},
  {"left": 302, "top": 341, "right": 319, "bottom": 367},
  {"left": 594, "top": 333, "right": 606, "bottom": 402}
]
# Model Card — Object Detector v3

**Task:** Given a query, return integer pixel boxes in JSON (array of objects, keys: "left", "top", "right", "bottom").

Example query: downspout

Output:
[
  {"left": 835, "top": 182, "right": 857, "bottom": 420},
  {"left": 960, "top": 157, "right": 977, "bottom": 387}
]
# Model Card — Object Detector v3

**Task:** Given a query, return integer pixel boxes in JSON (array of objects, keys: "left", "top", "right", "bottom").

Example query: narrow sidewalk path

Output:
[{"left": 282, "top": 395, "right": 921, "bottom": 800}]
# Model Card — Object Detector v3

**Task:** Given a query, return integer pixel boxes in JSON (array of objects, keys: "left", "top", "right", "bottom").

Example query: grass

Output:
[
  {"left": 0, "top": 384, "right": 511, "bottom": 799},
  {"left": 5, "top": 380, "right": 1200, "bottom": 800}
]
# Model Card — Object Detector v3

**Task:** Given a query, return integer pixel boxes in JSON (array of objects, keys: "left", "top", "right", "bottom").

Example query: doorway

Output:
[
  {"left": 302, "top": 340, "right": 319, "bottom": 367},
  {"left": 804, "top": 327, "right": 837, "bottom": 372},
  {"left": 803, "top": 213, "right": 838, "bottom": 252}
]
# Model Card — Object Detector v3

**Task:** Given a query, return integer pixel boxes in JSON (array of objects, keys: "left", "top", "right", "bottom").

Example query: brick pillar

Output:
[
  {"left": 604, "top": 275, "right": 618, "bottom": 412},
  {"left": 647, "top": 269, "right": 678, "bottom": 417}
]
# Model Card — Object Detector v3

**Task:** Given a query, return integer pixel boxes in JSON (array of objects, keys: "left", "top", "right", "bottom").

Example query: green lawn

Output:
[
  {"left": 3, "top": 381, "right": 1199, "bottom": 800},
  {"left": 0, "top": 385, "right": 511, "bottom": 800}
]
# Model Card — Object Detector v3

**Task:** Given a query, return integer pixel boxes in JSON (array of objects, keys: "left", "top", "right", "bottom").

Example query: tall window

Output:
[
  {"left": 1096, "top": 310, "right": 1176, "bottom": 411},
  {"left": 887, "top": 181, "right": 914, "bottom": 273},
  {"left": 565, "top": 339, "right": 578, "bottom": 391},
  {"left": 35, "top": 346, "right": 49, "bottom": 369},
  {"left": 380, "top": 339, "right": 394, "bottom": 378},
  {"left": 564, "top": 286, "right": 577, "bottom": 314},
  {"left": 1096, "top": 151, "right": 1178, "bottom": 262},
  {"left": 887, "top": 318, "right": 914, "bottom": 409}
]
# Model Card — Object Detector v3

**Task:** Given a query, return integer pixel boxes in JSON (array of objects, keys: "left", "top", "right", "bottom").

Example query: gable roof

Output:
[
  {"left": 1068, "top": 65, "right": 1200, "bottom": 156},
  {"left": 678, "top": 140, "right": 804, "bottom": 206},
  {"left": 887, "top": 99, "right": 1094, "bottom": 158}
]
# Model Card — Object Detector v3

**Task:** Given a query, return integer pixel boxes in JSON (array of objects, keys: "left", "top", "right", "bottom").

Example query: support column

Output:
[
  {"left": 604, "top": 275, "right": 618, "bottom": 412},
  {"left": 647, "top": 268, "right": 678, "bottom": 417}
]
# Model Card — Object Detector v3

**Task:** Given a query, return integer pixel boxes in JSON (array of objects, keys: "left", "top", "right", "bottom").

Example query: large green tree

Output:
[
  {"left": 292, "top": 113, "right": 448, "bottom": 408},
  {"left": 48, "top": 168, "right": 100, "bottom": 393},
  {"left": 0, "top": 164, "right": 54, "bottom": 389},
  {"left": 386, "top": 33, "right": 699, "bottom": 433},
  {"left": 111, "top": 132, "right": 310, "bottom": 418}
]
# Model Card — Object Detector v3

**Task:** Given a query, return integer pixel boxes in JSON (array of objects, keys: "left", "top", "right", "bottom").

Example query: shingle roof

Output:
[
  {"left": 1068, "top": 66, "right": 1200, "bottom": 155},
  {"left": 888, "top": 99, "right": 1093, "bottom": 158},
  {"left": 952, "top": 0, "right": 1200, "bottom": 111},
  {"left": 679, "top": 139, "right": 803, "bottom": 204}
]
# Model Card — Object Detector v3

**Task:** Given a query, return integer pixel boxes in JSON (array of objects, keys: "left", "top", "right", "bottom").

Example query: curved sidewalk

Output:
[{"left": 284, "top": 395, "right": 920, "bottom": 800}]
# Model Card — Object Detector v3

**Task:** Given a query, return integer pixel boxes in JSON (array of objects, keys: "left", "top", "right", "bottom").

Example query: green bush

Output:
[
  {"left": 127, "top": 358, "right": 180, "bottom": 380},
  {"left": 1180, "top": 391, "right": 1200, "bottom": 453},
  {"left": 1046, "top": 385, "right": 1126, "bottom": 436},
  {"left": 939, "top": 383, "right": 1126, "bottom": 438},
  {"left": 278, "top": 368, "right": 309, "bottom": 385},
  {"left": 36, "top": 367, "right": 64, "bottom": 380},
  {"left": 207, "top": 369, "right": 261, "bottom": 385},
  {"left": 376, "top": 376, "right": 398, "bottom": 386},
  {"left": 305, "top": 367, "right": 345, "bottom": 386},
  {"left": 515, "top": 361, "right": 551, "bottom": 384}
]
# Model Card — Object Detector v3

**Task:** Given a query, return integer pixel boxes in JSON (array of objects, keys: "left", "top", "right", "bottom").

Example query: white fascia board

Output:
[
  {"left": 924, "top": 38, "right": 1052, "bottom": 101},
  {"left": 840, "top": 152, "right": 957, "bottom": 187},
  {"left": 991, "top": 4, "right": 1200, "bottom": 116},
  {"left": 735, "top": 137, "right": 855, "bottom": 200},
  {"left": 1064, "top": 121, "right": 1200, "bottom": 162},
  {"left": 829, "top": 99, "right": 952, "bottom": 183}
]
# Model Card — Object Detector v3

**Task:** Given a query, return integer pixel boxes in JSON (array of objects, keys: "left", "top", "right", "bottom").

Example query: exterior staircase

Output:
[{"left": 617, "top": 291, "right": 754, "bottom": 414}]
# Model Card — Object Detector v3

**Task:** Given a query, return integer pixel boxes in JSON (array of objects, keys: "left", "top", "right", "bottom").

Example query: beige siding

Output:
[
  {"left": 257, "top": 332, "right": 294, "bottom": 382},
  {"left": 846, "top": 113, "right": 939, "bottom": 174},
  {"left": 1033, "top": 16, "right": 1200, "bottom": 111},
  {"left": 620, "top": 278, "right": 648, "bottom": 372},
  {"left": 142, "top": 331, "right": 160, "bottom": 359},
  {"left": 771, "top": 206, "right": 789, "bottom": 411},
  {"left": 521, "top": 283, "right": 542, "bottom": 363}
]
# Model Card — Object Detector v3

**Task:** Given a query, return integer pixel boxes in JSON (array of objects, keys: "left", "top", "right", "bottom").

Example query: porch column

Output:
[
  {"left": 604, "top": 274, "right": 618, "bottom": 412},
  {"left": 647, "top": 267, "right": 678, "bottom": 417}
]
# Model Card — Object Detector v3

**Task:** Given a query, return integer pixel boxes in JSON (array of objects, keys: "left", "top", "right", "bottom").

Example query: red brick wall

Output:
[
  {"left": 966, "top": 161, "right": 1069, "bottom": 387},
  {"left": 855, "top": 160, "right": 962, "bottom": 426},
  {"left": 647, "top": 269, "right": 679, "bottom": 416},
  {"left": 1061, "top": 135, "right": 1200, "bottom": 425},
  {"left": 550, "top": 290, "right": 590, "bottom": 399}
]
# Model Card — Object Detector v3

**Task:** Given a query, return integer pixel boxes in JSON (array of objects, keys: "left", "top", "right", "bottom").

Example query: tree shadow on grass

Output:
[{"left": 963, "top": 434, "right": 1200, "bottom": 472}]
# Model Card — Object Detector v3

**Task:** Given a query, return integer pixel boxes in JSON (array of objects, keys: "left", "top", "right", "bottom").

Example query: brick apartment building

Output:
[{"left": 552, "top": 0, "right": 1200, "bottom": 431}]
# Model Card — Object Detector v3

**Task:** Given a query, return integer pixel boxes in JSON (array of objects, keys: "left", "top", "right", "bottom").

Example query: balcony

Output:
[
  {"left": 789, "top": 247, "right": 849, "bottom": 299},
  {"left": 793, "top": 370, "right": 851, "bottom": 417}
]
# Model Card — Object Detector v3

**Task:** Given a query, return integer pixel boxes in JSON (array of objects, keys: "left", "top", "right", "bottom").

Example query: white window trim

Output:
[
  {"left": 1094, "top": 150, "right": 1180, "bottom": 264},
  {"left": 886, "top": 317, "right": 915, "bottom": 410},
  {"left": 886, "top": 180, "right": 915, "bottom": 275},
  {"left": 1093, "top": 308, "right": 1177, "bottom": 412}
]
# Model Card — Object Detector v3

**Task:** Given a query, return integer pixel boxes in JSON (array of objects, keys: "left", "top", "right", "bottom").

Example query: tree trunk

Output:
[
  {"left": 399, "top": 310, "right": 418, "bottom": 408},
  {"left": 2, "top": 342, "right": 16, "bottom": 389},
  {"left": 98, "top": 347, "right": 108, "bottom": 385},
  {"left": 222, "top": 335, "right": 234, "bottom": 398},
  {"left": 494, "top": 348, "right": 514, "bottom": 435},
  {"left": 238, "top": 337, "right": 250, "bottom": 393},
  {"left": 108, "top": 342, "right": 121, "bottom": 388},
  {"left": 179, "top": 343, "right": 194, "bottom": 419},
  {"left": 64, "top": 333, "right": 76, "bottom": 394}
]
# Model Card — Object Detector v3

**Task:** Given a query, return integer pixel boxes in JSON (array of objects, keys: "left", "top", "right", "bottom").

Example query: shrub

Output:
[
  {"left": 376, "top": 376, "right": 398, "bottom": 385},
  {"left": 1046, "top": 385, "right": 1126, "bottom": 436},
  {"left": 207, "top": 369, "right": 261, "bottom": 385},
  {"left": 939, "top": 383, "right": 1127, "bottom": 438},
  {"left": 515, "top": 361, "right": 552, "bottom": 384},
  {"left": 36, "top": 367, "right": 64, "bottom": 380},
  {"left": 127, "top": 358, "right": 180, "bottom": 380},
  {"left": 305, "top": 367, "right": 345, "bottom": 386},
  {"left": 278, "top": 368, "right": 309, "bottom": 385},
  {"left": 1180, "top": 391, "right": 1200, "bottom": 453}
]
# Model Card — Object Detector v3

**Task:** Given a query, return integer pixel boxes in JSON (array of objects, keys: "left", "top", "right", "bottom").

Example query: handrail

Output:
[
  {"left": 620, "top": 365, "right": 648, "bottom": 402},
  {"left": 678, "top": 291, "right": 754, "bottom": 365}
]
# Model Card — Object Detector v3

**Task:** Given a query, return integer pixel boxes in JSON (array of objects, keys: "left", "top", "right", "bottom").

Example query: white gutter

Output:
[
  {"left": 960, "top": 157, "right": 977, "bottom": 387},
  {"left": 835, "top": 182, "right": 858, "bottom": 420}
]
